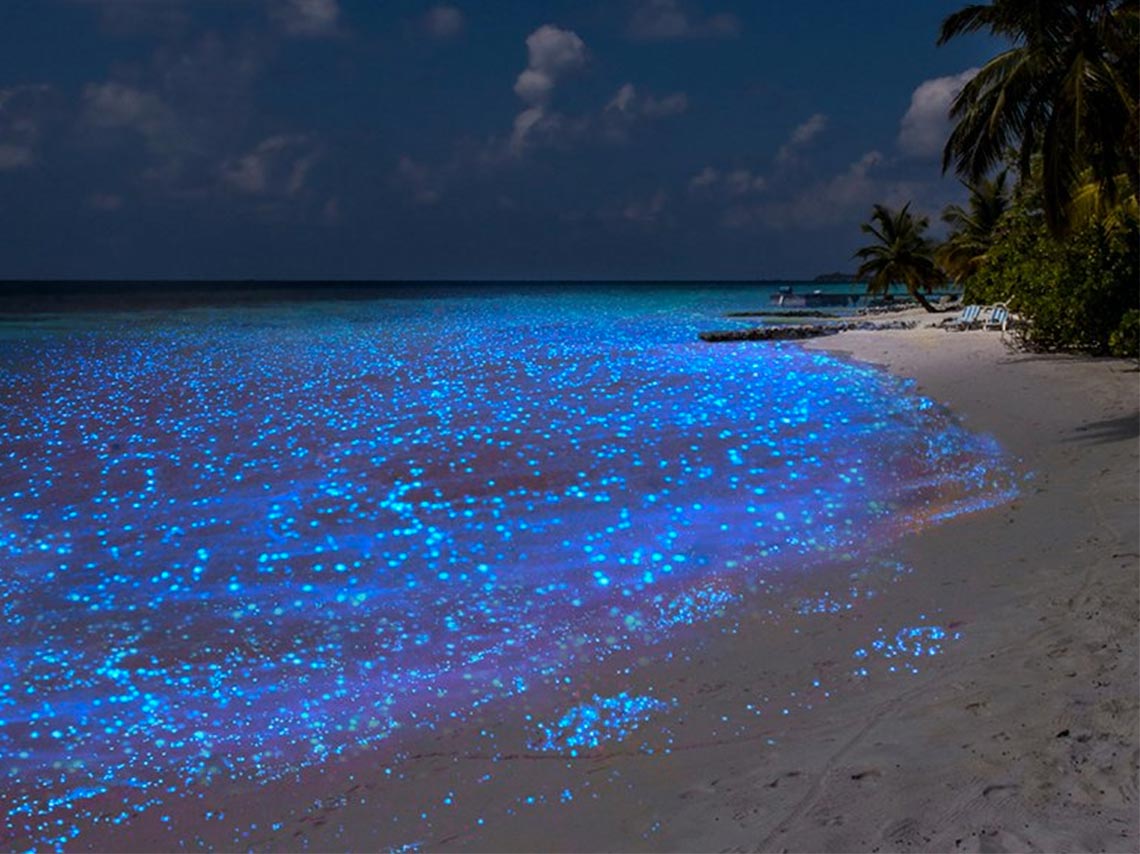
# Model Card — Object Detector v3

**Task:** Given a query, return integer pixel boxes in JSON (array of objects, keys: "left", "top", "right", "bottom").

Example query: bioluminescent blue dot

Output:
[
  {"left": 0, "top": 289, "right": 1016, "bottom": 849},
  {"left": 529, "top": 693, "right": 672, "bottom": 753},
  {"left": 852, "top": 621, "right": 962, "bottom": 676}
]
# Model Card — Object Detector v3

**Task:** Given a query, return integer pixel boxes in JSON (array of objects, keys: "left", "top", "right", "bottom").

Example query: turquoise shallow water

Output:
[{"left": 0, "top": 284, "right": 1014, "bottom": 850}]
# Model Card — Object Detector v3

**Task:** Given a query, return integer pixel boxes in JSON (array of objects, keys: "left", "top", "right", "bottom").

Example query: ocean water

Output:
[{"left": 0, "top": 284, "right": 1015, "bottom": 850}]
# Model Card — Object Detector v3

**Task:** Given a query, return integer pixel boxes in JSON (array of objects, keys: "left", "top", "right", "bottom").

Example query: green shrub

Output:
[
  {"left": 965, "top": 202, "right": 1138, "bottom": 355},
  {"left": 1109, "top": 309, "right": 1140, "bottom": 358}
]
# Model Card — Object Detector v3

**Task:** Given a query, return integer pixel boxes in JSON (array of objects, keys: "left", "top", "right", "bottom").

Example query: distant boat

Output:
[{"left": 771, "top": 286, "right": 863, "bottom": 308}]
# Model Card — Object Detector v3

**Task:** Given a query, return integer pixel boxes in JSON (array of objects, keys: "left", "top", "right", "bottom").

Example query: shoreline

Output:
[
  {"left": 243, "top": 318, "right": 1137, "bottom": 852},
  {"left": 657, "top": 319, "right": 1138, "bottom": 852},
  {"left": 779, "top": 323, "right": 1140, "bottom": 851},
  {"left": 8, "top": 308, "right": 1136, "bottom": 852}
]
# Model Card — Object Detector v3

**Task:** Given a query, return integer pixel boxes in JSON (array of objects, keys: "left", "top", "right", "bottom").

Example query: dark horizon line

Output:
[
  {"left": 0, "top": 277, "right": 863, "bottom": 286},
  {"left": 0, "top": 277, "right": 894, "bottom": 315}
]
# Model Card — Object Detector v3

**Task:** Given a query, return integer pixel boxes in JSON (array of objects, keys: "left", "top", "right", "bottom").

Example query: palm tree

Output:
[
  {"left": 939, "top": 0, "right": 1138, "bottom": 234},
  {"left": 937, "top": 170, "right": 1011, "bottom": 284},
  {"left": 853, "top": 203, "right": 945, "bottom": 313},
  {"left": 1069, "top": 169, "right": 1140, "bottom": 227}
]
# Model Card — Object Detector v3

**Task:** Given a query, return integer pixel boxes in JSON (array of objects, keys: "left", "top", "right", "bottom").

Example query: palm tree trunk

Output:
[{"left": 909, "top": 288, "right": 938, "bottom": 312}]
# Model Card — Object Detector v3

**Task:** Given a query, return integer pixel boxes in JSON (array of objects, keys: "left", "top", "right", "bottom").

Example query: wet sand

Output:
[{"left": 221, "top": 317, "right": 1138, "bottom": 853}]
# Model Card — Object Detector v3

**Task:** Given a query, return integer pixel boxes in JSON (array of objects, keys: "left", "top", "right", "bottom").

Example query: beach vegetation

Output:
[
  {"left": 963, "top": 175, "right": 1139, "bottom": 354},
  {"left": 938, "top": 0, "right": 1138, "bottom": 235},
  {"left": 853, "top": 203, "right": 945, "bottom": 313},
  {"left": 937, "top": 170, "right": 1012, "bottom": 284},
  {"left": 858, "top": 0, "right": 1140, "bottom": 354},
  {"left": 1109, "top": 309, "right": 1140, "bottom": 358}
]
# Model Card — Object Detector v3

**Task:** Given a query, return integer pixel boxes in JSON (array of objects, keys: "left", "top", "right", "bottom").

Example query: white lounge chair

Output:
[
  {"left": 950, "top": 304, "right": 982, "bottom": 330},
  {"left": 983, "top": 304, "right": 1010, "bottom": 332}
]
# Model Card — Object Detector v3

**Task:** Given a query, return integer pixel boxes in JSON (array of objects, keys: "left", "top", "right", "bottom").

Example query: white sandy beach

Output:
[
  {"left": 660, "top": 318, "right": 1140, "bottom": 853},
  {"left": 657, "top": 318, "right": 1140, "bottom": 852},
  {"left": 783, "top": 319, "right": 1140, "bottom": 852}
]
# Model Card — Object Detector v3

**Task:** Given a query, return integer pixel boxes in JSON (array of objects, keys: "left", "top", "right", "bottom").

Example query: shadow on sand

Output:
[{"left": 1065, "top": 413, "right": 1140, "bottom": 445}]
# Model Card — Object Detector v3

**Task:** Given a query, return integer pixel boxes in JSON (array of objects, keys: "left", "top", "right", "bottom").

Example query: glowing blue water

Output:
[
  {"left": 529, "top": 692, "right": 672, "bottom": 755},
  {"left": 0, "top": 287, "right": 1016, "bottom": 849}
]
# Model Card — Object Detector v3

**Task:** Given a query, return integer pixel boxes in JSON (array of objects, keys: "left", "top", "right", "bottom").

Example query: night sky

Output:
[{"left": 0, "top": 1, "right": 999, "bottom": 280}]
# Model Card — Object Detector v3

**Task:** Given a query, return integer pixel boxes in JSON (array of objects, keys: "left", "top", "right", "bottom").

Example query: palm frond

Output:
[
  {"left": 852, "top": 203, "right": 944, "bottom": 308},
  {"left": 939, "top": 0, "right": 1134, "bottom": 233}
]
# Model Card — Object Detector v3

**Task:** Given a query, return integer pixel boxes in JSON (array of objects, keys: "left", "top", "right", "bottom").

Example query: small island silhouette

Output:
[{"left": 812, "top": 272, "right": 868, "bottom": 283}]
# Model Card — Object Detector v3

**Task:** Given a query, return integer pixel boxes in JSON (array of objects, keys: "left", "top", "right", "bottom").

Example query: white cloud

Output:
[
  {"left": 514, "top": 70, "right": 555, "bottom": 106},
  {"left": 725, "top": 168, "right": 766, "bottom": 195},
  {"left": 688, "top": 165, "right": 719, "bottom": 190},
  {"left": 628, "top": 0, "right": 740, "bottom": 41},
  {"left": 821, "top": 150, "right": 884, "bottom": 205},
  {"left": 74, "top": 36, "right": 330, "bottom": 212},
  {"left": 604, "top": 83, "right": 688, "bottom": 118},
  {"left": 771, "top": 150, "right": 884, "bottom": 227},
  {"left": 607, "top": 83, "right": 638, "bottom": 114},
  {"left": 75, "top": 35, "right": 299, "bottom": 201},
  {"left": 514, "top": 25, "right": 587, "bottom": 106},
  {"left": 424, "top": 5, "right": 465, "bottom": 40},
  {"left": 221, "top": 135, "right": 320, "bottom": 197},
  {"left": 434, "top": 27, "right": 689, "bottom": 164},
  {"left": 510, "top": 106, "right": 551, "bottom": 152},
  {"left": 271, "top": 0, "right": 340, "bottom": 37},
  {"left": 510, "top": 25, "right": 587, "bottom": 152},
  {"left": 509, "top": 108, "right": 588, "bottom": 154},
  {"left": 527, "top": 25, "right": 589, "bottom": 75},
  {"left": 747, "top": 150, "right": 925, "bottom": 230},
  {"left": 83, "top": 82, "right": 172, "bottom": 136},
  {"left": 82, "top": 80, "right": 202, "bottom": 187},
  {"left": 619, "top": 189, "right": 668, "bottom": 224},
  {"left": 898, "top": 68, "right": 978, "bottom": 157},
  {"left": 688, "top": 165, "right": 764, "bottom": 196},
  {"left": 788, "top": 113, "right": 828, "bottom": 146},
  {"left": 775, "top": 112, "right": 828, "bottom": 164},
  {"left": 601, "top": 83, "right": 688, "bottom": 142}
]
